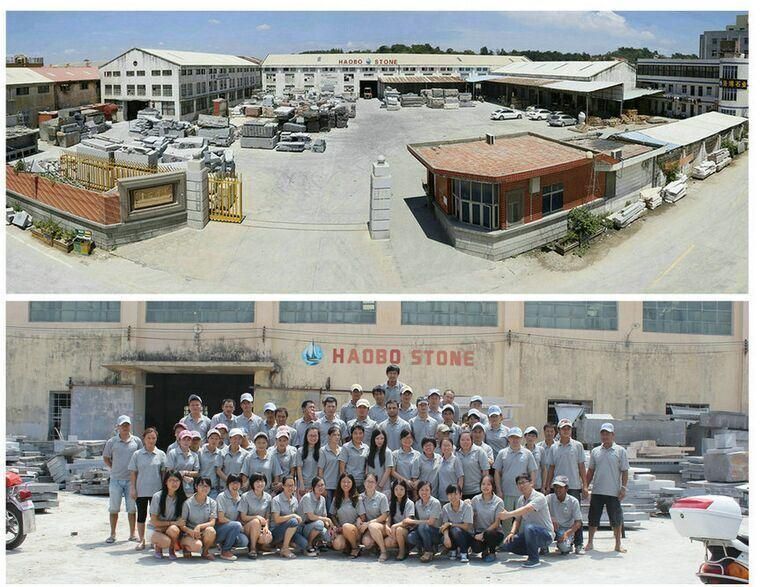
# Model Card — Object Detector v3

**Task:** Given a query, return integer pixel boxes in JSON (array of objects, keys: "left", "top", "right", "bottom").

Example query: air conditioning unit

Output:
[
  {"left": 609, "top": 148, "right": 623, "bottom": 160},
  {"left": 485, "top": 133, "right": 495, "bottom": 145}
]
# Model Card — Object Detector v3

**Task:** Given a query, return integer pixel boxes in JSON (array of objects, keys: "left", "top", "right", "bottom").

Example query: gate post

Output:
[
  {"left": 186, "top": 159, "right": 209, "bottom": 229},
  {"left": 369, "top": 155, "right": 391, "bottom": 240}
]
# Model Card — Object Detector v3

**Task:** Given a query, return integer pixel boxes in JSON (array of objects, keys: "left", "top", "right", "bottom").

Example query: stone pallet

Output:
[{"left": 241, "top": 136, "right": 279, "bottom": 149}]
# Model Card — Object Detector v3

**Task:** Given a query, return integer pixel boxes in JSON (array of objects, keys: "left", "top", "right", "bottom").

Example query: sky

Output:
[{"left": 6, "top": 11, "right": 746, "bottom": 65}]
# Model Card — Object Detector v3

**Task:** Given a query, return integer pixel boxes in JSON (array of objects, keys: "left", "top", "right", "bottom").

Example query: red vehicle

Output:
[{"left": 6, "top": 471, "right": 36, "bottom": 550}]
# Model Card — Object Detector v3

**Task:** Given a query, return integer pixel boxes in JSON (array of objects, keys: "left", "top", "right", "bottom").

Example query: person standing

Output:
[
  {"left": 524, "top": 427, "right": 545, "bottom": 491},
  {"left": 427, "top": 389, "right": 444, "bottom": 424},
  {"left": 269, "top": 427, "right": 298, "bottom": 486},
  {"left": 210, "top": 399, "right": 237, "bottom": 431},
  {"left": 536, "top": 423, "right": 557, "bottom": 491},
  {"left": 318, "top": 426, "right": 343, "bottom": 503},
  {"left": 439, "top": 405, "right": 461, "bottom": 445},
  {"left": 471, "top": 423, "right": 495, "bottom": 469},
  {"left": 293, "top": 399, "right": 319, "bottom": 448},
  {"left": 494, "top": 427, "right": 538, "bottom": 533},
  {"left": 392, "top": 429, "right": 421, "bottom": 498},
  {"left": 260, "top": 402, "right": 278, "bottom": 441},
  {"left": 273, "top": 408, "right": 298, "bottom": 446},
  {"left": 220, "top": 428, "right": 248, "bottom": 485},
  {"left": 440, "top": 484, "right": 474, "bottom": 562},
  {"left": 485, "top": 406, "right": 509, "bottom": 461},
  {"left": 128, "top": 427, "right": 165, "bottom": 551},
  {"left": 338, "top": 423, "right": 370, "bottom": 491},
  {"left": 546, "top": 475, "right": 583, "bottom": 555},
  {"left": 198, "top": 429, "right": 224, "bottom": 497},
  {"left": 498, "top": 474, "right": 555, "bottom": 569},
  {"left": 166, "top": 430, "right": 200, "bottom": 497},
  {"left": 585, "top": 422, "right": 629, "bottom": 553},
  {"left": 346, "top": 399, "right": 377, "bottom": 445},
  {"left": 366, "top": 430, "right": 394, "bottom": 496},
  {"left": 415, "top": 437, "right": 442, "bottom": 490},
  {"left": 467, "top": 396, "right": 490, "bottom": 426},
  {"left": 383, "top": 364, "right": 405, "bottom": 405},
  {"left": 398, "top": 387, "right": 417, "bottom": 422},
  {"left": 435, "top": 438, "right": 464, "bottom": 504},
  {"left": 545, "top": 419, "right": 588, "bottom": 554},
  {"left": 470, "top": 475, "right": 504, "bottom": 562},
  {"left": 180, "top": 394, "right": 211, "bottom": 437},
  {"left": 456, "top": 431, "right": 489, "bottom": 500},
  {"left": 369, "top": 386, "right": 389, "bottom": 424},
  {"left": 235, "top": 393, "right": 263, "bottom": 442},
  {"left": 442, "top": 389, "right": 461, "bottom": 423},
  {"left": 378, "top": 399, "right": 411, "bottom": 451},
  {"left": 103, "top": 415, "right": 143, "bottom": 544},
  {"left": 409, "top": 397, "right": 438, "bottom": 449},
  {"left": 317, "top": 396, "right": 347, "bottom": 445},
  {"left": 297, "top": 426, "right": 322, "bottom": 497},
  {"left": 340, "top": 384, "right": 364, "bottom": 425},
  {"left": 242, "top": 432, "right": 283, "bottom": 493}
]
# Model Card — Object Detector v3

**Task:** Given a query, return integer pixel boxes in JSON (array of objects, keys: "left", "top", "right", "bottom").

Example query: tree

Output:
[{"left": 480, "top": 46, "right": 492, "bottom": 55}]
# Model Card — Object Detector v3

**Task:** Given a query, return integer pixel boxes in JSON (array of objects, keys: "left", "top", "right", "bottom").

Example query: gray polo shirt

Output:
[
  {"left": 476, "top": 442, "right": 494, "bottom": 465},
  {"left": 339, "top": 401, "right": 358, "bottom": 426},
  {"left": 383, "top": 380, "right": 405, "bottom": 405},
  {"left": 526, "top": 444, "right": 545, "bottom": 489},
  {"left": 546, "top": 492, "right": 582, "bottom": 529},
  {"left": 299, "top": 492, "right": 327, "bottom": 522},
  {"left": 292, "top": 418, "right": 319, "bottom": 448},
  {"left": 436, "top": 454, "right": 464, "bottom": 502},
  {"left": 339, "top": 441, "right": 370, "bottom": 483},
  {"left": 271, "top": 491, "right": 299, "bottom": 518},
  {"left": 297, "top": 448, "right": 321, "bottom": 488},
  {"left": 456, "top": 445, "right": 490, "bottom": 495},
  {"left": 537, "top": 440, "right": 556, "bottom": 469},
  {"left": 242, "top": 450, "right": 283, "bottom": 487},
  {"left": 198, "top": 445, "right": 223, "bottom": 490},
  {"left": 216, "top": 490, "right": 241, "bottom": 521},
  {"left": 367, "top": 447, "right": 394, "bottom": 484},
  {"left": 269, "top": 445, "right": 298, "bottom": 477},
  {"left": 549, "top": 440, "right": 587, "bottom": 490},
  {"left": 180, "top": 414, "right": 211, "bottom": 437},
  {"left": 182, "top": 495, "right": 217, "bottom": 526},
  {"left": 471, "top": 494, "right": 504, "bottom": 533},
  {"left": 317, "top": 415, "right": 347, "bottom": 445},
  {"left": 496, "top": 447, "right": 538, "bottom": 497},
  {"left": 414, "top": 496, "right": 442, "bottom": 525},
  {"left": 516, "top": 490, "right": 554, "bottom": 541},
  {"left": 409, "top": 416, "right": 439, "bottom": 448},
  {"left": 103, "top": 434, "right": 143, "bottom": 481},
  {"left": 166, "top": 448, "right": 200, "bottom": 495},
  {"left": 221, "top": 446, "right": 249, "bottom": 478},
  {"left": 235, "top": 413, "right": 263, "bottom": 440},
  {"left": 428, "top": 408, "right": 444, "bottom": 424},
  {"left": 442, "top": 500, "right": 474, "bottom": 526},
  {"left": 399, "top": 404, "right": 417, "bottom": 422},
  {"left": 260, "top": 422, "right": 277, "bottom": 443},
  {"left": 484, "top": 425, "right": 510, "bottom": 458},
  {"left": 359, "top": 491, "right": 389, "bottom": 520},
  {"left": 330, "top": 497, "right": 360, "bottom": 525},
  {"left": 378, "top": 417, "right": 411, "bottom": 451},
  {"left": 149, "top": 490, "right": 180, "bottom": 521},
  {"left": 346, "top": 417, "right": 377, "bottom": 445},
  {"left": 238, "top": 490, "right": 272, "bottom": 518},
  {"left": 210, "top": 412, "right": 237, "bottom": 430},
  {"left": 415, "top": 453, "right": 442, "bottom": 487},
  {"left": 318, "top": 445, "right": 342, "bottom": 490},
  {"left": 128, "top": 447, "right": 166, "bottom": 497},
  {"left": 589, "top": 443, "right": 629, "bottom": 497},
  {"left": 390, "top": 498, "right": 415, "bottom": 524},
  {"left": 393, "top": 448, "right": 421, "bottom": 480},
  {"left": 368, "top": 404, "right": 388, "bottom": 424},
  {"left": 268, "top": 425, "right": 297, "bottom": 446}
]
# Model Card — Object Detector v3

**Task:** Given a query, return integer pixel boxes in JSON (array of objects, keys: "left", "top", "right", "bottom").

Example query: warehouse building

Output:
[
  {"left": 6, "top": 66, "right": 100, "bottom": 127},
  {"left": 260, "top": 53, "right": 528, "bottom": 98},
  {"left": 636, "top": 57, "right": 748, "bottom": 118},
  {"left": 477, "top": 60, "right": 660, "bottom": 118},
  {"left": 6, "top": 301, "right": 747, "bottom": 445},
  {"left": 98, "top": 48, "right": 261, "bottom": 121}
]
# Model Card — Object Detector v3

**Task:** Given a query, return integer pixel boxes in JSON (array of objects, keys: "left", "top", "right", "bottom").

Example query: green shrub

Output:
[
  {"left": 567, "top": 207, "right": 603, "bottom": 247},
  {"left": 663, "top": 162, "right": 679, "bottom": 184},
  {"left": 721, "top": 139, "right": 738, "bottom": 159}
]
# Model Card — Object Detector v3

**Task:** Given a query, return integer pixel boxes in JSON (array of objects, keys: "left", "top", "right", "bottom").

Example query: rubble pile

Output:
[
  {"left": 129, "top": 109, "right": 193, "bottom": 138},
  {"left": 196, "top": 114, "right": 235, "bottom": 147}
]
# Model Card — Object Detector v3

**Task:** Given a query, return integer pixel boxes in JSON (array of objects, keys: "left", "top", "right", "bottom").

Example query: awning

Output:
[
  {"left": 102, "top": 361, "right": 276, "bottom": 375},
  {"left": 545, "top": 80, "right": 621, "bottom": 93}
]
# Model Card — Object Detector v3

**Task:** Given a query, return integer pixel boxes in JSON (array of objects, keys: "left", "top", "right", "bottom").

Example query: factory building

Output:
[
  {"left": 699, "top": 14, "right": 748, "bottom": 59},
  {"left": 260, "top": 53, "right": 528, "bottom": 98},
  {"left": 6, "top": 300, "right": 747, "bottom": 445},
  {"left": 98, "top": 48, "right": 261, "bottom": 121}
]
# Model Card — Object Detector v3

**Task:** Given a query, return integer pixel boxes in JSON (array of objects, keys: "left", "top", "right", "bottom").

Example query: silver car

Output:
[{"left": 548, "top": 115, "right": 577, "bottom": 127}]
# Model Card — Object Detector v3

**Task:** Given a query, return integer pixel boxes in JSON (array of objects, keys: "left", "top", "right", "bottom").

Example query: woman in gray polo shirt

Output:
[
  {"left": 297, "top": 426, "right": 321, "bottom": 497},
  {"left": 366, "top": 429, "right": 394, "bottom": 497},
  {"left": 179, "top": 477, "right": 217, "bottom": 560},
  {"left": 329, "top": 472, "right": 362, "bottom": 557},
  {"left": 415, "top": 437, "right": 442, "bottom": 491},
  {"left": 392, "top": 429, "right": 421, "bottom": 499},
  {"left": 198, "top": 428, "right": 223, "bottom": 497},
  {"left": 441, "top": 483, "right": 474, "bottom": 562},
  {"left": 435, "top": 438, "right": 464, "bottom": 503},
  {"left": 384, "top": 478, "right": 416, "bottom": 560},
  {"left": 215, "top": 474, "right": 248, "bottom": 561},
  {"left": 128, "top": 427, "right": 166, "bottom": 551},
  {"left": 149, "top": 471, "right": 184, "bottom": 560},
  {"left": 167, "top": 431, "right": 200, "bottom": 497},
  {"left": 339, "top": 424, "right": 370, "bottom": 491},
  {"left": 470, "top": 475, "right": 505, "bottom": 562},
  {"left": 298, "top": 476, "right": 333, "bottom": 555},
  {"left": 270, "top": 476, "right": 312, "bottom": 558},
  {"left": 357, "top": 472, "right": 390, "bottom": 562},
  {"left": 238, "top": 473, "right": 273, "bottom": 559},
  {"left": 242, "top": 433, "right": 282, "bottom": 494},
  {"left": 405, "top": 480, "right": 442, "bottom": 562},
  {"left": 456, "top": 431, "right": 490, "bottom": 501},
  {"left": 318, "top": 426, "right": 343, "bottom": 504}
]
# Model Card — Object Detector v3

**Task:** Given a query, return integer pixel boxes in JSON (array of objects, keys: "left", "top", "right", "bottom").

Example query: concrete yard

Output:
[
  {"left": 6, "top": 491, "right": 743, "bottom": 584},
  {"left": 6, "top": 99, "right": 748, "bottom": 293}
]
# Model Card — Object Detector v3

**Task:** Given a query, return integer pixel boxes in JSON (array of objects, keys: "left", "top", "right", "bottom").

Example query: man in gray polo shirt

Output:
[
  {"left": 235, "top": 393, "right": 263, "bottom": 441},
  {"left": 546, "top": 475, "right": 583, "bottom": 555},
  {"left": 292, "top": 399, "right": 318, "bottom": 448},
  {"left": 383, "top": 364, "right": 405, "bottom": 405},
  {"left": 316, "top": 395, "right": 347, "bottom": 444},
  {"left": 369, "top": 386, "right": 388, "bottom": 424},
  {"left": 427, "top": 389, "right": 444, "bottom": 424},
  {"left": 180, "top": 394, "right": 211, "bottom": 437},
  {"left": 494, "top": 427, "right": 538, "bottom": 533},
  {"left": 340, "top": 384, "right": 363, "bottom": 425},
  {"left": 103, "top": 415, "right": 143, "bottom": 544},
  {"left": 378, "top": 399, "right": 411, "bottom": 451},
  {"left": 345, "top": 398, "right": 378, "bottom": 445},
  {"left": 499, "top": 473, "right": 554, "bottom": 568},
  {"left": 398, "top": 386, "right": 417, "bottom": 422},
  {"left": 409, "top": 397, "right": 439, "bottom": 449},
  {"left": 585, "top": 422, "right": 629, "bottom": 553},
  {"left": 536, "top": 423, "right": 557, "bottom": 491},
  {"left": 210, "top": 398, "right": 237, "bottom": 430},
  {"left": 485, "top": 406, "right": 510, "bottom": 460}
]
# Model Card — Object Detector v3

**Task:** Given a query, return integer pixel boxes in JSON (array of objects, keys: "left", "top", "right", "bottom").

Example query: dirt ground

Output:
[{"left": 6, "top": 491, "right": 748, "bottom": 584}]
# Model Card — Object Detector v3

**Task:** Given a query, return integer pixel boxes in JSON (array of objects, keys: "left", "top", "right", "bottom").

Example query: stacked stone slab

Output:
[
  {"left": 401, "top": 93, "right": 425, "bottom": 107},
  {"left": 196, "top": 114, "right": 234, "bottom": 147},
  {"left": 186, "top": 159, "right": 209, "bottom": 230},
  {"left": 369, "top": 156, "right": 392, "bottom": 240},
  {"left": 459, "top": 93, "right": 475, "bottom": 107}
]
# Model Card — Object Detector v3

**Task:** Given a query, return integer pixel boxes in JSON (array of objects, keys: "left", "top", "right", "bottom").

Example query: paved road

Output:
[{"left": 5, "top": 100, "right": 747, "bottom": 294}]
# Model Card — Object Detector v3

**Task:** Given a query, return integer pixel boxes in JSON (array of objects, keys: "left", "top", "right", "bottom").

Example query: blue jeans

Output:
[
  {"left": 504, "top": 525, "right": 553, "bottom": 563},
  {"left": 216, "top": 521, "right": 246, "bottom": 551},
  {"left": 271, "top": 518, "right": 308, "bottom": 550},
  {"left": 300, "top": 519, "right": 330, "bottom": 544},
  {"left": 407, "top": 524, "right": 441, "bottom": 552},
  {"left": 448, "top": 526, "right": 473, "bottom": 554},
  {"left": 108, "top": 479, "right": 136, "bottom": 514},
  {"left": 554, "top": 527, "right": 573, "bottom": 554}
]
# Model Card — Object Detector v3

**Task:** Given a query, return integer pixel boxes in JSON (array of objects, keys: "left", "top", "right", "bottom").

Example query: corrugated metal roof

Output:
[
  {"left": 138, "top": 48, "right": 258, "bottom": 66},
  {"left": 262, "top": 53, "right": 529, "bottom": 67},
  {"left": 484, "top": 76, "right": 557, "bottom": 87},
  {"left": 36, "top": 66, "right": 100, "bottom": 82},
  {"left": 618, "top": 112, "right": 748, "bottom": 148},
  {"left": 622, "top": 87, "right": 664, "bottom": 100},
  {"left": 545, "top": 80, "right": 621, "bottom": 93},
  {"left": 491, "top": 60, "right": 622, "bottom": 80},
  {"left": 6, "top": 67, "right": 51, "bottom": 86},
  {"left": 378, "top": 75, "right": 465, "bottom": 84}
]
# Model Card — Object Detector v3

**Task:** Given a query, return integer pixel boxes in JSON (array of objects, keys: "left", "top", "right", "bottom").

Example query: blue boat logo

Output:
[{"left": 302, "top": 342, "right": 324, "bottom": 366}]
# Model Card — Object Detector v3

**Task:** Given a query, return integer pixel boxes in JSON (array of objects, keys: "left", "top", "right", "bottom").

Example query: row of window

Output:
[
  {"left": 637, "top": 64, "right": 720, "bottom": 79},
  {"left": 104, "top": 70, "right": 172, "bottom": 77},
  {"left": 13, "top": 82, "right": 90, "bottom": 96},
  {"left": 263, "top": 66, "right": 487, "bottom": 74},
  {"left": 26, "top": 302, "right": 734, "bottom": 335},
  {"left": 180, "top": 67, "right": 258, "bottom": 75},
  {"left": 104, "top": 84, "right": 173, "bottom": 97}
]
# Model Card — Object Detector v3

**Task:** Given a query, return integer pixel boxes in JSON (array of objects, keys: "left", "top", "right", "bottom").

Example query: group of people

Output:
[{"left": 103, "top": 365, "right": 630, "bottom": 567}]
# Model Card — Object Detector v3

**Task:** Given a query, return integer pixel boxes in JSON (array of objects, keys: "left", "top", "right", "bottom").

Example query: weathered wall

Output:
[{"left": 54, "top": 80, "right": 100, "bottom": 110}]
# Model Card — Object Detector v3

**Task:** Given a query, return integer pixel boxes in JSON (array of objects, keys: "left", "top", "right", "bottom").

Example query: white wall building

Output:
[
  {"left": 699, "top": 14, "right": 748, "bottom": 59},
  {"left": 99, "top": 48, "right": 261, "bottom": 121},
  {"left": 260, "top": 53, "right": 529, "bottom": 98}
]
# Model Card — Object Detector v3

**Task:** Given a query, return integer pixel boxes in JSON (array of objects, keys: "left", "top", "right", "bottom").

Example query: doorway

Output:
[
  {"left": 125, "top": 100, "right": 149, "bottom": 121},
  {"left": 505, "top": 188, "right": 525, "bottom": 227},
  {"left": 359, "top": 80, "right": 378, "bottom": 99},
  {"left": 145, "top": 373, "right": 253, "bottom": 447}
]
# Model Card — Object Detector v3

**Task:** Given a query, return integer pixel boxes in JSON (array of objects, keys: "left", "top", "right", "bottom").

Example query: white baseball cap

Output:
[
  {"left": 356, "top": 398, "right": 371, "bottom": 409},
  {"left": 524, "top": 426, "right": 538, "bottom": 436},
  {"left": 440, "top": 404, "right": 455, "bottom": 413},
  {"left": 467, "top": 408, "right": 482, "bottom": 419},
  {"left": 228, "top": 428, "right": 245, "bottom": 438},
  {"left": 557, "top": 418, "right": 573, "bottom": 428},
  {"left": 240, "top": 393, "right": 254, "bottom": 403},
  {"left": 507, "top": 427, "right": 523, "bottom": 437},
  {"left": 263, "top": 402, "right": 277, "bottom": 413},
  {"left": 600, "top": 422, "right": 615, "bottom": 433},
  {"left": 206, "top": 428, "right": 221, "bottom": 438},
  {"left": 117, "top": 415, "right": 131, "bottom": 426},
  {"left": 351, "top": 384, "right": 363, "bottom": 392},
  {"left": 275, "top": 426, "right": 291, "bottom": 439},
  {"left": 428, "top": 388, "right": 441, "bottom": 398},
  {"left": 488, "top": 406, "right": 502, "bottom": 417},
  {"left": 469, "top": 395, "right": 483, "bottom": 404}
]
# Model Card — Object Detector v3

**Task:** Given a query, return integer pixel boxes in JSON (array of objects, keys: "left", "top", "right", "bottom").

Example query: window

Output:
[
  {"left": 126, "top": 71, "right": 135, "bottom": 77},
  {"left": 161, "top": 102, "right": 175, "bottom": 116},
  {"left": 162, "top": 70, "right": 172, "bottom": 76},
  {"left": 151, "top": 70, "right": 161, "bottom": 76},
  {"left": 524, "top": 302, "right": 618, "bottom": 330},
  {"left": 722, "top": 65, "right": 737, "bottom": 80},
  {"left": 152, "top": 84, "right": 161, "bottom": 96},
  {"left": 145, "top": 302, "right": 254, "bottom": 323},
  {"left": 48, "top": 391, "right": 72, "bottom": 440},
  {"left": 103, "top": 85, "right": 112, "bottom": 96},
  {"left": 104, "top": 71, "right": 112, "bottom": 77},
  {"left": 111, "top": 71, "right": 120, "bottom": 77},
  {"left": 136, "top": 85, "right": 146, "bottom": 96},
  {"left": 541, "top": 183, "right": 564, "bottom": 216},
  {"left": 80, "top": 81, "right": 89, "bottom": 90},
  {"left": 15, "top": 86, "right": 30, "bottom": 96},
  {"left": 643, "top": 302, "right": 733, "bottom": 335},
  {"left": 721, "top": 87, "right": 737, "bottom": 101},
  {"left": 126, "top": 84, "right": 136, "bottom": 96},
  {"left": 681, "top": 85, "right": 687, "bottom": 94},
  {"left": 38, "top": 85, "right": 50, "bottom": 94},
  {"left": 29, "top": 301, "right": 121, "bottom": 322},
  {"left": 136, "top": 70, "right": 145, "bottom": 76},
  {"left": 279, "top": 302, "right": 376, "bottom": 324},
  {"left": 162, "top": 84, "right": 172, "bottom": 97},
  {"left": 181, "top": 100, "right": 195, "bottom": 116},
  {"left": 401, "top": 302, "right": 498, "bottom": 327},
  {"left": 706, "top": 86, "right": 713, "bottom": 96},
  {"left": 451, "top": 179, "right": 499, "bottom": 229}
]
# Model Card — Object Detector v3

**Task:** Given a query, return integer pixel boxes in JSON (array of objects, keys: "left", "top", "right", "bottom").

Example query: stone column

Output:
[
  {"left": 186, "top": 159, "right": 209, "bottom": 229},
  {"left": 369, "top": 155, "right": 391, "bottom": 240}
]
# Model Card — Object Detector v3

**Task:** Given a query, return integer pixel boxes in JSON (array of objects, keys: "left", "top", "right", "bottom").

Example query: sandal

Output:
[
  {"left": 304, "top": 548, "right": 318, "bottom": 557},
  {"left": 396, "top": 551, "right": 407, "bottom": 561},
  {"left": 135, "top": 542, "right": 146, "bottom": 551},
  {"left": 378, "top": 553, "right": 388, "bottom": 563},
  {"left": 105, "top": 536, "right": 116, "bottom": 544},
  {"left": 183, "top": 551, "right": 192, "bottom": 559},
  {"left": 248, "top": 551, "right": 258, "bottom": 559},
  {"left": 280, "top": 549, "right": 297, "bottom": 559},
  {"left": 350, "top": 548, "right": 360, "bottom": 558},
  {"left": 168, "top": 549, "right": 177, "bottom": 560}
]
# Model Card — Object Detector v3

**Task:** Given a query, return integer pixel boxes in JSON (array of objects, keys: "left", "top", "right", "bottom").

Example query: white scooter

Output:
[{"left": 670, "top": 495, "right": 748, "bottom": 584}]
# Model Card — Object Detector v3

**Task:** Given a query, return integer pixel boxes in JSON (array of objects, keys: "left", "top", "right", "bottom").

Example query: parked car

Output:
[
  {"left": 525, "top": 105, "right": 542, "bottom": 112},
  {"left": 549, "top": 115, "right": 577, "bottom": 127},
  {"left": 491, "top": 108, "right": 524, "bottom": 120},
  {"left": 546, "top": 110, "right": 565, "bottom": 120},
  {"left": 527, "top": 109, "right": 552, "bottom": 121}
]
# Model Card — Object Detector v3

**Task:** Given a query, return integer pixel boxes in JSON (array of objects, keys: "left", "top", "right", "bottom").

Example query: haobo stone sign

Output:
[
  {"left": 130, "top": 183, "right": 175, "bottom": 211},
  {"left": 332, "top": 347, "right": 475, "bottom": 367}
]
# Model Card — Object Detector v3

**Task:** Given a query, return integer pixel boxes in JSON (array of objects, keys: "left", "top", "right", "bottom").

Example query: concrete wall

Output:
[
  {"left": 54, "top": 80, "right": 100, "bottom": 110},
  {"left": 6, "top": 84, "right": 56, "bottom": 127}
]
